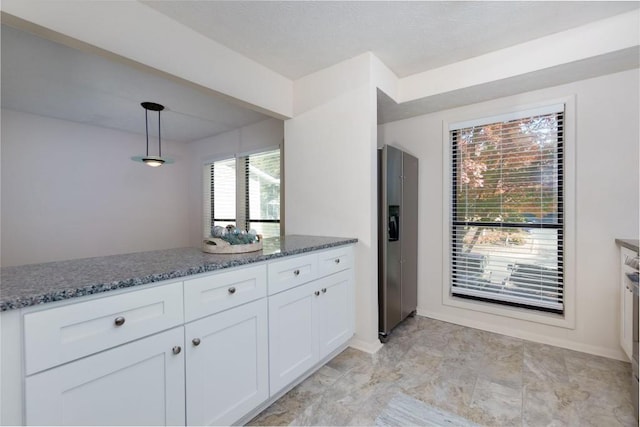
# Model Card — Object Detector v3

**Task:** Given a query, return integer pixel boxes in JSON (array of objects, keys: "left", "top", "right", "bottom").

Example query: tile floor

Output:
[{"left": 248, "top": 316, "right": 636, "bottom": 426}]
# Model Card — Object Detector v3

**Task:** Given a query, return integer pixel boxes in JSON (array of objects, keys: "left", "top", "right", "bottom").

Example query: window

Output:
[
  {"left": 246, "top": 149, "right": 281, "bottom": 238},
  {"left": 206, "top": 158, "right": 236, "bottom": 229},
  {"left": 450, "top": 105, "right": 564, "bottom": 313},
  {"left": 204, "top": 148, "right": 281, "bottom": 239}
]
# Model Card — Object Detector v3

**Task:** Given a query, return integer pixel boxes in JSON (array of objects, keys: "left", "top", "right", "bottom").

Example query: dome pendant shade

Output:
[{"left": 131, "top": 102, "right": 174, "bottom": 167}]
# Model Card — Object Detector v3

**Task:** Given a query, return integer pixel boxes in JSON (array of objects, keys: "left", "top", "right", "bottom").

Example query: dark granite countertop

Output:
[
  {"left": 615, "top": 238, "right": 639, "bottom": 253},
  {"left": 0, "top": 235, "right": 357, "bottom": 312}
]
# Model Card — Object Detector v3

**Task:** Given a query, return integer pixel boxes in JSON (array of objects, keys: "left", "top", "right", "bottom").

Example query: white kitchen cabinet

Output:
[
  {"left": 23, "top": 281, "right": 184, "bottom": 375},
  {"left": 317, "top": 246, "right": 352, "bottom": 277},
  {"left": 183, "top": 264, "right": 267, "bottom": 322},
  {"left": 5, "top": 243, "right": 355, "bottom": 427},
  {"left": 268, "top": 268, "right": 353, "bottom": 396},
  {"left": 620, "top": 246, "right": 637, "bottom": 360},
  {"left": 268, "top": 280, "right": 319, "bottom": 394},
  {"left": 185, "top": 299, "right": 268, "bottom": 426},
  {"left": 317, "top": 270, "right": 353, "bottom": 359},
  {"left": 25, "top": 327, "right": 185, "bottom": 426},
  {"left": 267, "top": 252, "right": 318, "bottom": 295}
]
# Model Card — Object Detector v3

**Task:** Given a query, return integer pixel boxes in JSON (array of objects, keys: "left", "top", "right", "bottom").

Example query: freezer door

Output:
[
  {"left": 401, "top": 152, "right": 419, "bottom": 319},
  {"left": 380, "top": 145, "right": 403, "bottom": 334}
]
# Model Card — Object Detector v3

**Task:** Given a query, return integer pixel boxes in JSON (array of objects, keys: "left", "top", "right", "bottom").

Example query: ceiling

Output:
[
  {"left": 1, "top": 24, "right": 271, "bottom": 143},
  {"left": 144, "top": 1, "right": 639, "bottom": 79},
  {"left": 2, "top": 1, "right": 639, "bottom": 137}
]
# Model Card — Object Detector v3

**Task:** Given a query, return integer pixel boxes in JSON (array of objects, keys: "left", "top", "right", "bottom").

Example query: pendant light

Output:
[{"left": 131, "top": 102, "right": 173, "bottom": 167}]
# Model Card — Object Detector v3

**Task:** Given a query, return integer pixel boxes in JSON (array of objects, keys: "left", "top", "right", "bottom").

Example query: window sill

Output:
[{"left": 443, "top": 291, "right": 575, "bottom": 330}]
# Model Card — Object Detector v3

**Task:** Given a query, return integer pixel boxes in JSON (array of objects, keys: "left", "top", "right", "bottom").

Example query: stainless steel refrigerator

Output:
[{"left": 378, "top": 145, "right": 418, "bottom": 343}]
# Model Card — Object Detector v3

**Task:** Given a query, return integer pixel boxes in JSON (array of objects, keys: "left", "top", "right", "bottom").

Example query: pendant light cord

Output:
[
  {"left": 157, "top": 109, "right": 162, "bottom": 157},
  {"left": 145, "top": 108, "right": 150, "bottom": 156}
]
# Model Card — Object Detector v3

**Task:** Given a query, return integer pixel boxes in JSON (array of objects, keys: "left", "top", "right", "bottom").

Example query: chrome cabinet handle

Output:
[
  {"left": 322, "top": 288, "right": 327, "bottom": 293},
  {"left": 192, "top": 338, "right": 201, "bottom": 347},
  {"left": 172, "top": 346, "right": 182, "bottom": 355},
  {"left": 314, "top": 290, "right": 320, "bottom": 296},
  {"left": 294, "top": 269, "right": 300, "bottom": 276},
  {"left": 114, "top": 316, "right": 125, "bottom": 327},
  {"left": 228, "top": 287, "right": 236, "bottom": 294},
  {"left": 334, "top": 258, "right": 340, "bottom": 264}
]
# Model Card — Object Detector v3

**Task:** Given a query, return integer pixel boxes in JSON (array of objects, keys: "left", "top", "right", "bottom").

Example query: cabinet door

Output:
[
  {"left": 317, "top": 270, "right": 354, "bottom": 359},
  {"left": 185, "top": 299, "right": 268, "bottom": 426},
  {"left": 268, "top": 281, "right": 319, "bottom": 395},
  {"left": 25, "top": 327, "right": 185, "bottom": 426}
]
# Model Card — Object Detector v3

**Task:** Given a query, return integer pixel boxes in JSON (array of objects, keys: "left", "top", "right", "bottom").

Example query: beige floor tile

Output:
[
  {"left": 248, "top": 317, "right": 635, "bottom": 427},
  {"left": 467, "top": 377, "right": 523, "bottom": 425}
]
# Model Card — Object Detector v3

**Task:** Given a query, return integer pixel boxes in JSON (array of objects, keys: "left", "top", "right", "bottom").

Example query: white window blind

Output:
[
  {"left": 450, "top": 106, "right": 564, "bottom": 312},
  {"left": 204, "top": 158, "right": 237, "bottom": 234},
  {"left": 246, "top": 149, "right": 281, "bottom": 238}
]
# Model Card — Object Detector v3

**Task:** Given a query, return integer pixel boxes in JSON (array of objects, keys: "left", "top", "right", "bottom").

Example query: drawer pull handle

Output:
[
  {"left": 114, "top": 316, "right": 126, "bottom": 327},
  {"left": 314, "top": 290, "right": 320, "bottom": 296},
  {"left": 294, "top": 269, "right": 300, "bottom": 276},
  {"left": 322, "top": 288, "right": 327, "bottom": 293},
  {"left": 192, "top": 338, "right": 201, "bottom": 347},
  {"left": 228, "top": 287, "right": 236, "bottom": 294},
  {"left": 334, "top": 258, "right": 340, "bottom": 264},
  {"left": 172, "top": 346, "right": 182, "bottom": 355}
]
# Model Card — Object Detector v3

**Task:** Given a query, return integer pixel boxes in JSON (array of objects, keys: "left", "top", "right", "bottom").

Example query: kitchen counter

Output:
[
  {"left": 616, "top": 238, "right": 639, "bottom": 253},
  {"left": 0, "top": 235, "right": 357, "bottom": 311}
]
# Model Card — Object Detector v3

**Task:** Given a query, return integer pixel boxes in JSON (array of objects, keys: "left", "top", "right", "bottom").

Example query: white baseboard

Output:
[
  {"left": 349, "top": 337, "right": 383, "bottom": 354},
  {"left": 417, "top": 308, "right": 628, "bottom": 362}
]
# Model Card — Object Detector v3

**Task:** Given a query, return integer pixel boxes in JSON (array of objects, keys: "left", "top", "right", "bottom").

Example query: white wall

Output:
[
  {"left": 1, "top": 109, "right": 191, "bottom": 267},
  {"left": 286, "top": 54, "right": 381, "bottom": 353},
  {"left": 378, "top": 69, "right": 640, "bottom": 360},
  {"left": 186, "top": 118, "right": 283, "bottom": 247}
]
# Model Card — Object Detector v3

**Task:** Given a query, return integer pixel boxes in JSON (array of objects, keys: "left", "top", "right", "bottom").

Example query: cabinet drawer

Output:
[
  {"left": 24, "top": 281, "right": 183, "bottom": 376},
  {"left": 317, "top": 246, "right": 353, "bottom": 276},
  {"left": 184, "top": 264, "right": 267, "bottom": 322},
  {"left": 268, "top": 253, "right": 317, "bottom": 295}
]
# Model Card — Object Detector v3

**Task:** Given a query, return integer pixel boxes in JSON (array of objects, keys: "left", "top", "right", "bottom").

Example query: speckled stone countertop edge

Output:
[
  {"left": 616, "top": 238, "right": 639, "bottom": 253},
  {"left": 0, "top": 236, "right": 358, "bottom": 312}
]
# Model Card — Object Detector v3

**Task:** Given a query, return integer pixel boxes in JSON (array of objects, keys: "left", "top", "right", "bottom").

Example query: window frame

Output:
[
  {"left": 441, "top": 97, "right": 576, "bottom": 329},
  {"left": 203, "top": 146, "right": 282, "bottom": 239}
]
